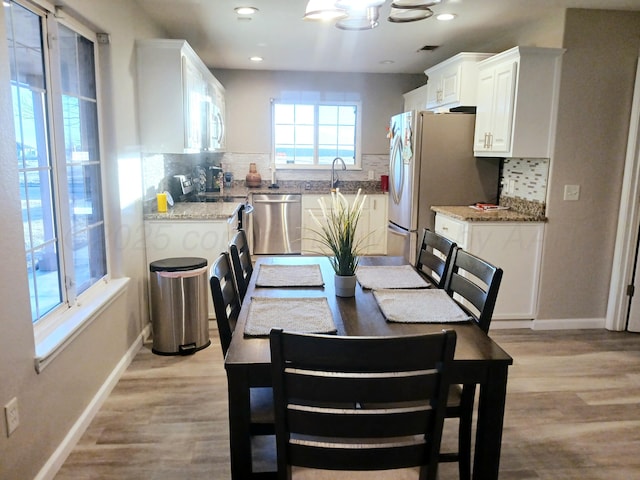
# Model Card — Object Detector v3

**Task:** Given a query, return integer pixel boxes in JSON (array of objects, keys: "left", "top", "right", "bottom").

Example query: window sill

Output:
[{"left": 34, "top": 277, "right": 130, "bottom": 373}]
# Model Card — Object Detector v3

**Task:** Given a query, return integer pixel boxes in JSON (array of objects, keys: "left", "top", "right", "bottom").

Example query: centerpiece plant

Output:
[{"left": 308, "top": 189, "right": 368, "bottom": 296}]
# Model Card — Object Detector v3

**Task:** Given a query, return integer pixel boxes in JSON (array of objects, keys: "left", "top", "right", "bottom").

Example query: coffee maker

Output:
[{"left": 205, "top": 165, "right": 222, "bottom": 192}]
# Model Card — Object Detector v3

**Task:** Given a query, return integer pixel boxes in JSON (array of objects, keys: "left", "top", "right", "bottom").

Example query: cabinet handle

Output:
[
  {"left": 483, "top": 133, "right": 489, "bottom": 149},
  {"left": 488, "top": 133, "right": 493, "bottom": 149}
]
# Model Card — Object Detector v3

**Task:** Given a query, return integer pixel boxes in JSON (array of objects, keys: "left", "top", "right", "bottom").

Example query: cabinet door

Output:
[
  {"left": 467, "top": 222, "right": 543, "bottom": 320},
  {"left": 488, "top": 61, "right": 517, "bottom": 154},
  {"left": 440, "top": 65, "right": 460, "bottom": 106},
  {"left": 183, "top": 57, "right": 206, "bottom": 151},
  {"left": 474, "top": 68, "right": 496, "bottom": 153},
  {"left": 426, "top": 76, "right": 442, "bottom": 109},
  {"left": 301, "top": 195, "right": 371, "bottom": 255},
  {"left": 365, "top": 195, "right": 388, "bottom": 254}
]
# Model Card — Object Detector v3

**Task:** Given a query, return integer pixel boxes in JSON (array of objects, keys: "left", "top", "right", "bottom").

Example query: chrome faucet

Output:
[{"left": 331, "top": 157, "right": 346, "bottom": 190}]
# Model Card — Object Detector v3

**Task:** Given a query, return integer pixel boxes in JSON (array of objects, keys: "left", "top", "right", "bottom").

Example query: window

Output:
[
  {"left": 273, "top": 101, "right": 361, "bottom": 168},
  {"left": 5, "top": 0, "right": 107, "bottom": 325}
]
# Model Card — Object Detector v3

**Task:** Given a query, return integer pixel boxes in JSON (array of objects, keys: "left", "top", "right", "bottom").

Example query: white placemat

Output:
[
  {"left": 244, "top": 297, "right": 336, "bottom": 336},
  {"left": 373, "top": 289, "right": 472, "bottom": 324},
  {"left": 356, "top": 265, "right": 431, "bottom": 290},
  {"left": 256, "top": 264, "right": 324, "bottom": 287}
]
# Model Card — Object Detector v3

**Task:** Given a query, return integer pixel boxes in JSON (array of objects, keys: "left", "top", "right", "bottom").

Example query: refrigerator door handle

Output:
[{"left": 389, "top": 133, "right": 404, "bottom": 204}]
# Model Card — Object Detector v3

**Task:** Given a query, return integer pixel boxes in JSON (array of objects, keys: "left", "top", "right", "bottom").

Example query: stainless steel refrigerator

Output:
[{"left": 387, "top": 111, "right": 500, "bottom": 263}]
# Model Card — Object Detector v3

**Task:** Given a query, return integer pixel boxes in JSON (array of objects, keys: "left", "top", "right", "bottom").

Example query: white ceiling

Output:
[{"left": 133, "top": 0, "right": 640, "bottom": 74}]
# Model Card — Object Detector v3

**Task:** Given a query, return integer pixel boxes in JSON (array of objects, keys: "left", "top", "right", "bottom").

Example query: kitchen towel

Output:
[
  {"left": 356, "top": 265, "right": 431, "bottom": 290},
  {"left": 255, "top": 264, "right": 324, "bottom": 287},
  {"left": 373, "top": 288, "right": 472, "bottom": 324},
  {"left": 244, "top": 297, "right": 336, "bottom": 337}
]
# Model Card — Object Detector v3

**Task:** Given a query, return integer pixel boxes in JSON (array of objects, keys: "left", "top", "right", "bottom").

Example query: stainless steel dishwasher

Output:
[{"left": 252, "top": 194, "right": 302, "bottom": 254}]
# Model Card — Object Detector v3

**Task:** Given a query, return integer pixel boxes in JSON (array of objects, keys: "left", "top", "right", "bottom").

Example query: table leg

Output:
[
  {"left": 227, "top": 367, "right": 253, "bottom": 479},
  {"left": 473, "top": 364, "right": 509, "bottom": 480}
]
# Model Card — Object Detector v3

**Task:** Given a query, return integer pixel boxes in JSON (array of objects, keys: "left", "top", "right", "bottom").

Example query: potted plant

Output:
[{"left": 308, "top": 189, "right": 368, "bottom": 297}]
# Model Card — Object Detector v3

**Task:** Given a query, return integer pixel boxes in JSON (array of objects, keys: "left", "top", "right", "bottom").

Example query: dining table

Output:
[{"left": 224, "top": 255, "right": 513, "bottom": 479}]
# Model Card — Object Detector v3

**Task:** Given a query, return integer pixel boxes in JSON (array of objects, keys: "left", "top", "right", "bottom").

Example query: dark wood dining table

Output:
[{"left": 224, "top": 255, "right": 513, "bottom": 479}]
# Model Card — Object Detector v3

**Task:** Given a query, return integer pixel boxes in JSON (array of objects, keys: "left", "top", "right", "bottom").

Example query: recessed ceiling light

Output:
[
  {"left": 250, "top": 56, "right": 263, "bottom": 62},
  {"left": 380, "top": 60, "right": 394, "bottom": 65},
  {"left": 235, "top": 6, "right": 258, "bottom": 15},
  {"left": 436, "top": 13, "right": 456, "bottom": 21}
]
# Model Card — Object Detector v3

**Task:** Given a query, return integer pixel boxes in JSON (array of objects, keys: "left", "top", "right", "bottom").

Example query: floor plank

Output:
[{"left": 55, "top": 329, "right": 640, "bottom": 479}]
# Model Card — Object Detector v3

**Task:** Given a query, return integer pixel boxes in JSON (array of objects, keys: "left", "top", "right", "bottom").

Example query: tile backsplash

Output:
[{"left": 501, "top": 158, "right": 549, "bottom": 203}]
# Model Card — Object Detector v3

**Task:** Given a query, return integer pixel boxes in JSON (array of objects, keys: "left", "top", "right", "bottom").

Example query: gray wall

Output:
[
  {"left": 537, "top": 9, "right": 640, "bottom": 320},
  {"left": 0, "top": 1, "right": 162, "bottom": 478},
  {"left": 213, "top": 69, "right": 425, "bottom": 155}
]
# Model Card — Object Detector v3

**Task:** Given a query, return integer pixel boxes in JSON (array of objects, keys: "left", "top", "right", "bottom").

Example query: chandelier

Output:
[{"left": 303, "top": 0, "right": 442, "bottom": 30}]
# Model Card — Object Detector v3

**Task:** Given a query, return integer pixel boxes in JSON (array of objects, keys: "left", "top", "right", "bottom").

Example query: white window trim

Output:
[
  {"left": 8, "top": 0, "right": 117, "bottom": 370},
  {"left": 271, "top": 99, "right": 363, "bottom": 170},
  {"left": 34, "top": 277, "right": 130, "bottom": 373}
]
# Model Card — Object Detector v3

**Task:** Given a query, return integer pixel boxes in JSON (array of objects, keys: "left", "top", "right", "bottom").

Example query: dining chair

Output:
[
  {"left": 229, "top": 229, "right": 253, "bottom": 302},
  {"left": 441, "top": 247, "right": 503, "bottom": 480},
  {"left": 209, "top": 252, "right": 274, "bottom": 436},
  {"left": 269, "top": 329, "right": 457, "bottom": 480},
  {"left": 415, "top": 228, "right": 457, "bottom": 288}
]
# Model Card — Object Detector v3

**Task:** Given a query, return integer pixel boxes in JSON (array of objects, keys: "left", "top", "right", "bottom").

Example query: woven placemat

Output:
[
  {"left": 244, "top": 297, "right": 336, "bottom": 336},
  {"left": 373, "top": 289, "right": 472, "bottom": 324},
  {"left": 256, "top": 264, "right": 324, "bottom": 287},
  {"left": 356, "top": 265, "right": 431, "bottom": 290}
]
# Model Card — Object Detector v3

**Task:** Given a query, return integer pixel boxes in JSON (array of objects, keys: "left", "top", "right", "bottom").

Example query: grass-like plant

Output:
[{"left": 308, "top": 189, "right": 368, "bottom": 276}]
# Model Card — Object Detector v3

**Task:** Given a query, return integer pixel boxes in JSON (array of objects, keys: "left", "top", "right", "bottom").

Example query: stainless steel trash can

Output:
[{"left": 149, "top": 257, "right": 211, "bottom": 355}]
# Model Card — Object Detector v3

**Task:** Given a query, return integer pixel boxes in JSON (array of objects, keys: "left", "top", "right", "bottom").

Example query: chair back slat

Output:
[
  {"left": 445, "top": 248, "right": 503, "bottom": 333},
  {"left": 209, "top": 252, "right": 241, "bottom": 357},
  {"left": 229, "top": 229, "right": 253, "bottom": 302},
  {"left": 270, "top": 330, "right": 456, "bottom": 479},
  {"left": 416, "top": 228, "right": 456, "bottom": 288}
]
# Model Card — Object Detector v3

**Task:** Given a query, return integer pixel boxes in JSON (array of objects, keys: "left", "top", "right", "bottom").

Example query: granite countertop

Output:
[
  {"left": 144, "top": 202, "right": 245, "bottom": 221},
  {"left": 431, "top": 205, "right": 547, "bottom": 222},
  {"left": 145, "top": 181, "right": 386, "bottom": 220}
]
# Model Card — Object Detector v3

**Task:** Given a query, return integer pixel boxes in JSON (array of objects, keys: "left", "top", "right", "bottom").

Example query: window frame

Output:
[
  {"left": 271, "top": 99, "right": 362, "bottom": 170},
  {"left": 6, "top": 0, "right": 113, "bottom": 351}
]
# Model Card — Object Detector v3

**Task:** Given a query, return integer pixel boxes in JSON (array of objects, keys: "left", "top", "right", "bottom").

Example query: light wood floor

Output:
[{"left": 55, "top": 329, "right": 640, "bottom": 479}]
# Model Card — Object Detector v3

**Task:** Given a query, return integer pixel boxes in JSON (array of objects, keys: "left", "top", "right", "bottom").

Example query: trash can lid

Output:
[{"left": 150, "top": 257, "right": 208, "bottom": 272}]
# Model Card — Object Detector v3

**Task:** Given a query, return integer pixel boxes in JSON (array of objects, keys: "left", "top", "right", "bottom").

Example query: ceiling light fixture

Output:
[
  {"left": 235, "top": 6, "right": 258, "bottom": 15},
  {"left": 304, "top": 0, "right": 445, "bottom": 30},
  {"left": 250, "top": 56, "right": 263, "bottom": 62},
  {"left": 436, "top": 13, "right": 456, "bottom": 21},
  {"left": 303, "top": 0, "right": 347, "bottom": 21}
]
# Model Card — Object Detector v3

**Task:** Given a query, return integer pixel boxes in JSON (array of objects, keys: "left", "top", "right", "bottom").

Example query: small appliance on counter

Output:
[
  {"left": 206, "top": 166, "right": 222, "bottom": 192},
  {"left": 166, "top": 174, "right": 196, "bottom": 202}
]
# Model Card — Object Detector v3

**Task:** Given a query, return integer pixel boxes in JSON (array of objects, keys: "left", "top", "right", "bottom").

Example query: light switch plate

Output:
[{"left": 564, "top": 184, "right": 580, "bottom": 201}]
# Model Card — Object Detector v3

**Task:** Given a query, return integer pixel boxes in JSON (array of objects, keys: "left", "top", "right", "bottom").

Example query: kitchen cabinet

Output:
[
  {"left": 301, "top": 194, "right": 387, "bottom": 255},
  {"left": 473, "top": 46, "right": 564, "bottom": 158},
  {"left": 403, "top": 84, "right": 429, "bottom": 112},
  {"left": 424, "top": 52, "right": 494, "bottom": 112},
  {"left": 145, "top": 220, "right": 230, "bottom": 318},
  {"left": 435, "top": 213, "right": 544, "bottom": 321},
  {"left": 137, "top": 39, "right": 226, "bottom": 154}
]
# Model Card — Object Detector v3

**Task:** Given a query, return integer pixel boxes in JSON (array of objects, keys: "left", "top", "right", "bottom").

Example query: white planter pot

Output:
[{"left": 334, "top": 274, "right": 357, "bottom": 298}]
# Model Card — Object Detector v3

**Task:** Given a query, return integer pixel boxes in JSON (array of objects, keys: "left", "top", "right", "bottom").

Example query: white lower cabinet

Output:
[
  {"left": 301, "top": 194, "right": 387, "bottom": 255},
  {"left": 145, "top": 220, "right": 230, "bottom": 318},
  {"left": 435, "top": 213, "right": 544, "bottom": 321}
]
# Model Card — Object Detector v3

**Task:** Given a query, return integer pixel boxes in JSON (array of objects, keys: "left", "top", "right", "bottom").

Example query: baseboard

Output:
[
  {"left": 532, "top": 317, "right": 606, "bottom": 330},
  {"left": 34, "top": 324, "right": 151, "bottom": 480},
  {"left": 491, "top": 317, "right": 607, "bottom": 330}
]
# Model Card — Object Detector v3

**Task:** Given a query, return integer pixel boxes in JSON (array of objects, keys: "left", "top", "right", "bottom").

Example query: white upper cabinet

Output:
[
  {"left": 473, "top": 46, "right": 564, "bottom": 158},
  {"left": 424, "top": 52, "right": 494, "bottom": 112},
  {"left": 137, "top": 39, "right": 226, "bottom": 154},
  {"left": 403, "top": 84, "right": 429, "bottom": 113}
]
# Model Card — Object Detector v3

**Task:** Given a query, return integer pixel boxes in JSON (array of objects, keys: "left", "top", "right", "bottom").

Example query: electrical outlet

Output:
[
  {"left": 5, "top": 397, "right": 19, "bottom": 437},
  {"left": 368, "top": 170, "right": 374, "bottom": 180}
]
